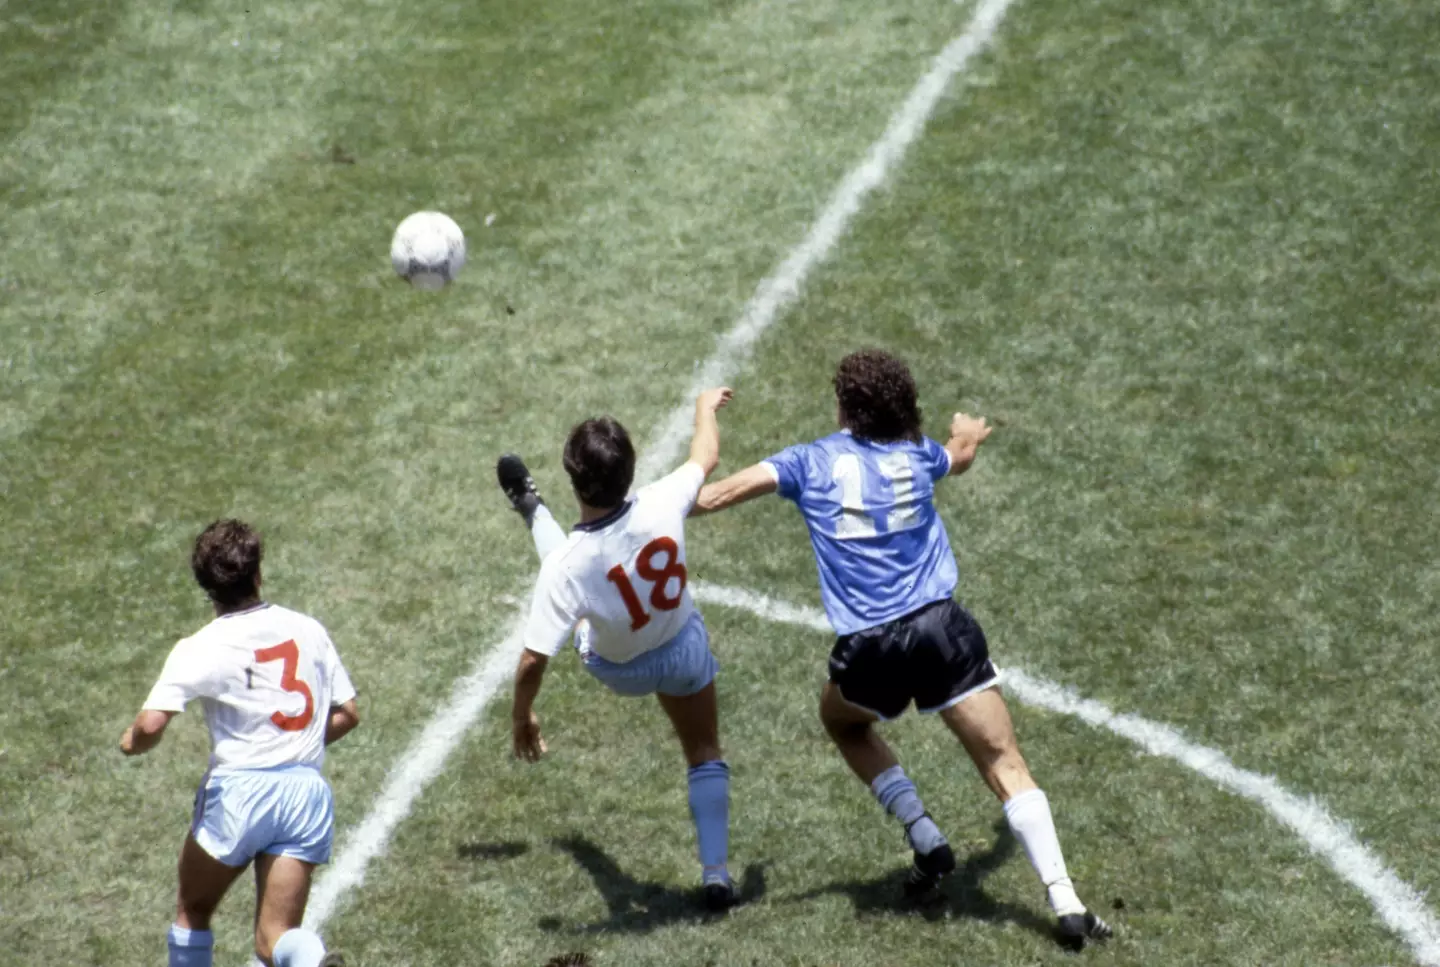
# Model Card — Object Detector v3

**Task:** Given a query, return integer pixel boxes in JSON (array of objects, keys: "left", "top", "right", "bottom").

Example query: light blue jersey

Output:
[{"left": 763, "top": 431, "right": 957, "bottom": 636}]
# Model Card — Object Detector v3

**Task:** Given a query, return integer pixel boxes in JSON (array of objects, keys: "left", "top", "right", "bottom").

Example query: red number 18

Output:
[{"left": 606, "top": 537, "right": 687, "bottom": 631}]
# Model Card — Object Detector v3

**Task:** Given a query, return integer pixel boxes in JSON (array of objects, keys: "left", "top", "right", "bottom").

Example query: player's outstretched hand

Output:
[
  {"left": 513, "top": 711, "right": 547, "bottom": 763},
  {"left": 696, "top": 387, "right": 734, "bottom": 413},
  {"left": 950, "top": 412, "right": 992, "bottom": 447}
]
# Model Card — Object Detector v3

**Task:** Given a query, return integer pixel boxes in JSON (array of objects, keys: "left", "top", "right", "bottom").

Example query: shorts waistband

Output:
[
  {"left": 207, "top": 762, "right": 323, "bottom": 779},
  {"left": 843, "top": 596, "right": 955, "bottom": 638},
  {"left": 583, "top": 611, "right": 704, "bottom": 667}
]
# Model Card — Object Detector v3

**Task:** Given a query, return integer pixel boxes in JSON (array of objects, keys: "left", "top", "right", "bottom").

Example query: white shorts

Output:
[
  {"left": 580, "top": 611, "right": 718, "bottom": 697},
  {"left": 191, "top": 764, "right": 334, "bottom": 867}
]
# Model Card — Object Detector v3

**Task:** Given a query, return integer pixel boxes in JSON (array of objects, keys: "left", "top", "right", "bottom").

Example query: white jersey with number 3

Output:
[
  {"left": 143, "top": 603, "right": 356, "bottom": 775},
  {"left": 525, "top": 462, "right": 704, "bottom": 664}
]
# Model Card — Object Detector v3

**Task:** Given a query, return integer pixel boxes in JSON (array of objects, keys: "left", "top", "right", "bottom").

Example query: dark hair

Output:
[
  {"left": 192, "top": 519, "right": 263, "bottom": 607},
  {"left": 834, "top": 349, "right": 923, "bottom": 443},
  {"left": 563, "top": 417, "right": 635, "bottom": 509}
]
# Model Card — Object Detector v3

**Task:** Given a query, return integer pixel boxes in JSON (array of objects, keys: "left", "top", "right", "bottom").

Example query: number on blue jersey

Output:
[{"left": 830, "top": 451, "right": 923, "bottom": 540}]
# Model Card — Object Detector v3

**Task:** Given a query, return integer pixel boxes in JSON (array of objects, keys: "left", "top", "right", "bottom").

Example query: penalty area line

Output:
[
  {"left": 690, "top": 582, "right": 1440, "bottom": 967},
  {"left": 303, "top": 0, "right": 1020, "bottom": 938}
]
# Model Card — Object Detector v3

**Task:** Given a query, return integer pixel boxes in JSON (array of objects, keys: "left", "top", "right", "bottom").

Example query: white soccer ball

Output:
[{"left": 390, "top": 211, "right": 466, "bottom": 290}]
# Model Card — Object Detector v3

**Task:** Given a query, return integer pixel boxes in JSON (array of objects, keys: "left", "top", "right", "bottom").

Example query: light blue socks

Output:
[
  {"left": 687, "top": 760, "right": 731, "bottom": 883},
  {"left": 271, "top": 927, "right": 328, "bottom": 967},
  {"left": 167, "top": 925, "right": 213, "bottom": 967},
  {"left": 872, "top": 765, "right": 947, "bottom": 855}
]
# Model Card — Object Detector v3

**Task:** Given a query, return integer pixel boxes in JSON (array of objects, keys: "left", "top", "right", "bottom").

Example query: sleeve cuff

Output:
[
  {"left": 523, "top": 638, "right": 566, "bottom": 659},
  {"left": 142, "top": 687, "right": 186, "bottom": 713},
  {"left": 758, "top": 461, "right": 781, "bottom": 484}
]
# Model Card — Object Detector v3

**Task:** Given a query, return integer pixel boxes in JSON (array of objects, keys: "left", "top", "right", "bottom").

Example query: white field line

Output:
[
  {"left": 633, "top": 0, "right": 1018, "bottom": 485},
  {"left": 303, "top": 0, "right": 1019, "bottom": 935},
  {"left": 690, "top": 582, "right": 1440, "bottom": 967},
  {"left": 302, "top": 626, "right": 527, "bottom": 929}
]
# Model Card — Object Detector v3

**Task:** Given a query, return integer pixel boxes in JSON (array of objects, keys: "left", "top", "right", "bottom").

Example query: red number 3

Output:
[
  {"left": 253, "top": 639, "right": 315, "bottom": 732},
  {"left": 606, "top": 537, "right": 688, "bottom": 631}
]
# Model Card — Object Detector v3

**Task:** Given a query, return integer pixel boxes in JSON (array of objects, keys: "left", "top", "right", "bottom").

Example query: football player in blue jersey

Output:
[{"left": 694, "top": 349, "right": 1111, "bottom": 949}]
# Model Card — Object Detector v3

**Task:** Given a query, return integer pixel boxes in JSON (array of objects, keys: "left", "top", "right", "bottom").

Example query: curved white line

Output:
[{"left": 691, "top": 582, "right": 1440, "bottom": 966}]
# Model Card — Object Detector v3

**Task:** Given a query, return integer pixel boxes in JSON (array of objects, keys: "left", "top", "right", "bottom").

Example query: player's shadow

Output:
[
  {"left": 790, "top": 821, "right": 1056, "bottom": 945},
  {"left": 538, "top": 835, "right": 767, "bottom": 935}
]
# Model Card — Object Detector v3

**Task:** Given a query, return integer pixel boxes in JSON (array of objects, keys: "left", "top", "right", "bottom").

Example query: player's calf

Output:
[
  {"left": 942, "top": 690, "right": 1108, "bottom": 934},
  {"left": 658, "top": 683, "right": 732, "bottom": 900}
]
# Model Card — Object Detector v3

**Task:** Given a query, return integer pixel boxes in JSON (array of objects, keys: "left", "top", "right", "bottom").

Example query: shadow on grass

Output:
[
  {"left": 538, "top": 835, "right": 767, "bottom": 935},
  {"left": 456, "top": 840, "right": 531, "bottom": 861},
  {"left": 789, "top": 821, "right": 1057, "bottom": 946}
]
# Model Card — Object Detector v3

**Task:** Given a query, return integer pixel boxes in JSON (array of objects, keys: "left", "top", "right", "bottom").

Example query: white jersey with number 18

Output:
[
  {"left": 525, "top": 461, "right": 704, "bottom": 664},
  {"left": 143, "top": 603, "right": 356, "bottom": 775}
]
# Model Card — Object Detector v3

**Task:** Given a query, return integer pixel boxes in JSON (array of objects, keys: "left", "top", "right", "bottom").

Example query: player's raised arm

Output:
[
  {"left": 687, "top": 386, "right": 734, "bottom": 477},
  {"left": 692, "top": 463, "right": 779, "bottom": 516},
  {"left": 944, "top": 412, "right": 992, "bottom": 476}
]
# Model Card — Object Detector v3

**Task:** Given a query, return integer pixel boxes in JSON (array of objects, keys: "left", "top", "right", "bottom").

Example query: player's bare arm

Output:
[
  {"left": 324, "top": 698, "right": 361, "bottom": 746},
  {"left": 119, "top": 708, "right": 176, "bottom": 756},
  {"left": 511, "top": 648, "right": 549, "bottom": 762},
  {"left": 692, "top": 463, "right": 779, "bottom": 516},
  {"left": 944, "top": 412, "right": 992, "bottom": 476},
  {"left": 688, "top": 386, "right": 734, "bottom": 477}
]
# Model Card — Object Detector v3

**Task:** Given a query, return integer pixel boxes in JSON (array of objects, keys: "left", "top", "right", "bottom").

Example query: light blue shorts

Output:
[
  {"left": 191, "top": 764, "right": 334, "bottom": 867},
  {"left": 581, "top": 612, "right": 718, "bottom": 698}
]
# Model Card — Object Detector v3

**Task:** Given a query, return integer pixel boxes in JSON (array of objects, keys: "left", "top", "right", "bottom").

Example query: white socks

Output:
[
  {"left": 1003, "top": 788, "right": 1084, "bottom": 916},
  {"left": 271, "top": 928, "right": 327, "bottom": 967},
  {"left": 530, "top": 504, "right": 567, "bottom": 559}
]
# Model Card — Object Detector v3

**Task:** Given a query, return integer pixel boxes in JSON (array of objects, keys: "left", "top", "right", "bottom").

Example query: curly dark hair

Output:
[
  {"left": 563, "top": 416, "right": 635, "bottom": 509},
  {"left": 833, "top": 349, "right": 923, "bottom": 443},
  {"left": 191, "top": 519, "right": 263, "bottom": 608}
]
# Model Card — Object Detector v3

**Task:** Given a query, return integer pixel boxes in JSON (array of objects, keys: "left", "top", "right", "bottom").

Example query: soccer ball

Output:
[{"left": 390, "top": 211, "right": 466, "bottom": 290}]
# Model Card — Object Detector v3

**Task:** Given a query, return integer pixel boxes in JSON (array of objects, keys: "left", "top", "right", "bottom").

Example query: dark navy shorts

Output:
[{"left": 829, "top": 599, "right": 998, "bottom": 720}]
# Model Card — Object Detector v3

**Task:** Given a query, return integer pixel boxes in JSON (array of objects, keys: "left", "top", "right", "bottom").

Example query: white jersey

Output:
[
  {"left": 143, "top": 603, "right": 356, "bottom": 775},
  {"left": 526, "top": 462, "right": 705, "bottom": 664}
]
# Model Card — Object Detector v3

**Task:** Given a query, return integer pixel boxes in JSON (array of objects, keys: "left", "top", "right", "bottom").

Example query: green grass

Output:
[{"left": 2, "top": 0, "right": 1438, "bottom": 963}]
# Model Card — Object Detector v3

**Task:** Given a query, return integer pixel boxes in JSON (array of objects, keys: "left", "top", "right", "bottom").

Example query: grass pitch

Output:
[{"left": 2, "top": 0, "right": 1438, "bottom": 964}]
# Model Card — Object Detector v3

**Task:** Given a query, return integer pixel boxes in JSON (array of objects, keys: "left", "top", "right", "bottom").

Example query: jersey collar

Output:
[
  {"left": 573, "top": 500, "right": 633, "bottom": 533},
  {"left": 219, "top": 601, "right": 272, "bottom": 618}
]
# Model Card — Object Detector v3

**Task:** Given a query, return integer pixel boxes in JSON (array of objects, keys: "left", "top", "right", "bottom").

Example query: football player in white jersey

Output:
[
  {"left": 119, "top": 520, "right": 359, "bottom": 967},
  {"left": 497, "top": 387, "right": 737, "bottom": 910}
]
